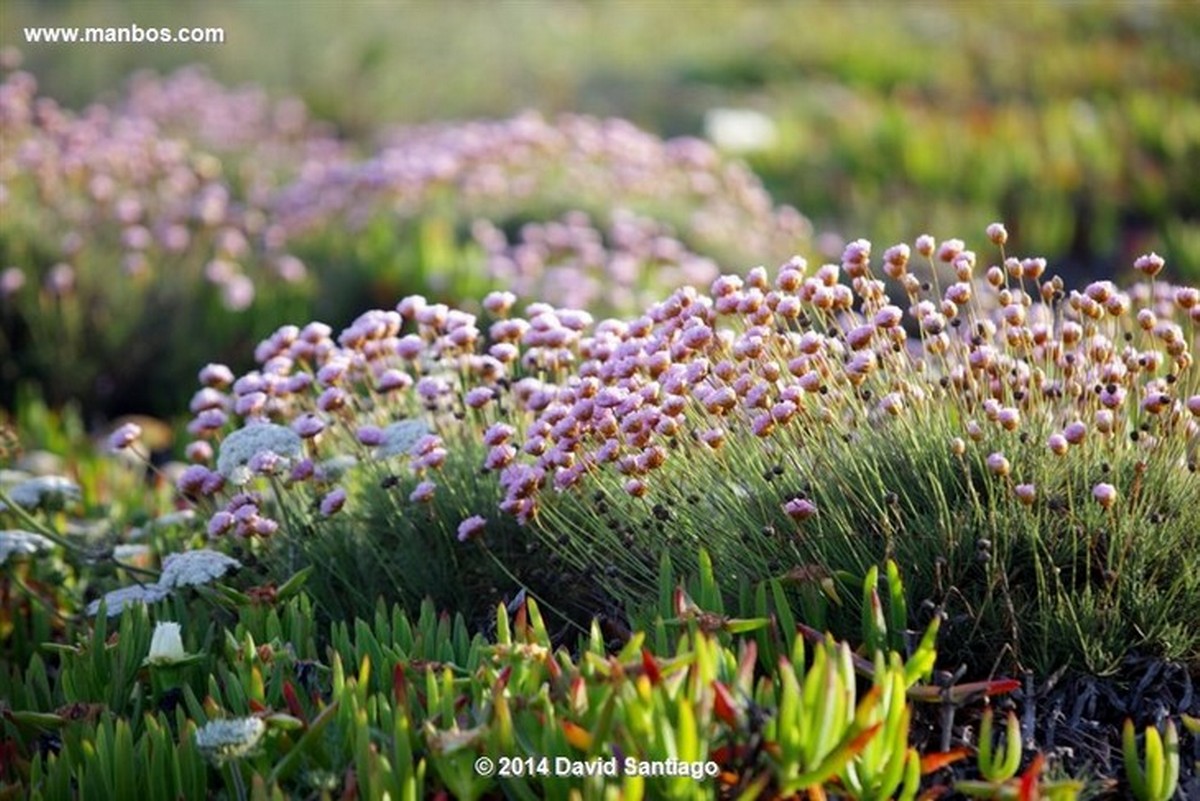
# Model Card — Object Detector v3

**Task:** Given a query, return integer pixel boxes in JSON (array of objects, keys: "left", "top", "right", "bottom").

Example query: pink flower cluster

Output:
[
  {"left": 471, "top": 210, "right": 720, "bottom": 313},
  {"left": 270, "top": 111, "right": 810, "bottom": 269},
  {"left": 0, "top": 68, "right": 327, "bottom": 309},
  {"left": 180, "top": 230, "right": 1199, "bottom": 542}
]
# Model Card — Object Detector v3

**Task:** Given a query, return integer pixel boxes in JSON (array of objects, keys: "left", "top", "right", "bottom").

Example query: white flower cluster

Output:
[
  {"left": 0, "top": 476, "right": 81, "bottom": 510},
  {"left": 194, "top": 717, "right": 267, "bottom": 763},
  {"left": 86, "top": 582, "right": 172, "bottom": 616},
  {"left": 159, "top": 548, "right": 241, "bottom": 589},
  {"left": 376, "top": 419, "right": 432, "bottom": 459},
  {"left": 315, "top": 454, "right": 358, "bottom": 481},
  {"left": 216, "top": 423, "right": 302, "bottom": 485},
  {"left": 0, "top": 529, "right": 54, "bottom": 565}
]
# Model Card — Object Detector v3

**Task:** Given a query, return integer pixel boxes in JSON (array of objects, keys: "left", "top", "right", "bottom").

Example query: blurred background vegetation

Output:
[{"left": 3, "top": 0, "right": 1200, "bottom": 421}]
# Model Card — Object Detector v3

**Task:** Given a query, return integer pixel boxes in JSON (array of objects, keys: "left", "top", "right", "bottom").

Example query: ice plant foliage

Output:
[{"left": 181, "top": 228, "right": 1200, "bottom": 671}]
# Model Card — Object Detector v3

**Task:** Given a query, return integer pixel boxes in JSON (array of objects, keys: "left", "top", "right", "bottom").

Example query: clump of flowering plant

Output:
[{"left": 182, "top": 227, "right": 1200, "bottom": 676}]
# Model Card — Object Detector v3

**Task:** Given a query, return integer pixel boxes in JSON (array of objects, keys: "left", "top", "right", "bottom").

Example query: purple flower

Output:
[
  {"left": 356, "top": 425, "right": 384, "bottom": 446},
  {"left": 291, "top": 413, "right": 325, "bottom": 439},
  {"left": 186, "top": 440, "right": 214, "bottom": 463},
  {"left": 317, "top": 387, "right": 346, "bottom": 412},
  {"left": 376, "top": 369, "right": 412, "bottom": 392},
  {"left": 289, "top": 458, "right": 315, "bottom": 482},
  {"left": 457, "top": 515, "right": 487, "bottom": 542},
  {"left": 248, "top": 451, "right": 283, "bottom": 476},
  {"left": 0, "top": 266, "right": 25, "bottom": 298},
  {"left": 234, "top": 391, "right": 267, "bottom": 418},
  {"left": 207, "top": 511, "right": 235, "bottom": 537},
  {"left": 784, "top": 497, "right": 818, "bottom": 522},
  {"left": 465, "top": 387, "right": 494, "bottom": 409},
  {"left": 190, "top": 387, "right": 228, "bottom": 413},
  {"left": 177, "top": 465, "right": 215, "bottom": 496},
  {"left": 409, "top": 481, "right": 436, "bottom": 503},
  {"left": 320, "top": 488, "right": 347, "bottom": 517}
]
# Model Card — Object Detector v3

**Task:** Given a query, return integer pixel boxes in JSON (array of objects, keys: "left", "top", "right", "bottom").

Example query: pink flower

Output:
[
  {"left": 1047, "top": 433, "right": 1069, "bottom": 456},
  {"left": 234, "top": 392, "right": 267, "bottom": 418},
  {"left": 190, "top": 388, "right": 228, "bottom": 413},
  {"left": 1133, "top": 252, "right": 1165, "bottom": 278},
  {"left": 186, "top": 440, "right": 214, "bottom": 463},
  {"left": 1063, "top": 421, "right": 1087, "bottom": 445},
  {"left": 1092, "top": 483, "right": 1117, "bottom": 509},
  {"left": 986, "top": 452, "right": 1011, "bottom": 477},
  {"left": 784, "top": 497, "right": 817, "bottom": 522},
  {"left": 485, "top": 445, "right": 516, "bottom": 471},
  {"left": 107, "top": 422, "right": 142, "bottom": 452},
  {"left": 1014, "top": 484, "right": 1036, "bottom": 506},
  {"left": 377, "top": 369, "right": 412, "bottom": 392},
  {"left": 465, "top": 387, "right": 495, "bottom": 409},
  {"left": 483, "top": 423, "right": 515, "bottom": 446},
  {"left": 483, "top": 291, "right": 516, "bottom": 315},
  {"left": 986, "top": 223, "right": 1008, "bottom": 245},
  {"left": 457, "top": 515, "right": 487, "bottom": 542},
  {"left": 409, "top": 481, "right": 436, "bottom": 503},
  {"left": 188, "top": 409, "right": 228, "bottom": 435}
]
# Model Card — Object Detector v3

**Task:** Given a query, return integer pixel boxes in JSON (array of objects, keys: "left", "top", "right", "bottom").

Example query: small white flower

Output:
[
  {"left": 86, "top": 583, "right": 171, "bottom": 617},
  {"left": 149, "top": 510, "right": 198, "bottom": 529},
  {"left": 216, "top": 424, "right": 302, "bottom": 486},
  {"left": 2, "top": 476, "right": 81, "bottom": 510},
  {"left": 194, "top": 717, "right": 267, "bottom": 764},
  {"left": 144, "top": 621, "right": 188, "bottom": 666},
  {"left": 376, "top": 419, "right": 432, "bottom": 459},
  {"left": 0, "top": 529, "right": 54, "bottom": 565},
  {"left": 159, "top": 549, "right": 241, "bottom": 589}
]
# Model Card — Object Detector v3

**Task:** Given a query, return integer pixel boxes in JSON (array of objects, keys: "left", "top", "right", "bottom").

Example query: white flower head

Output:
[
  {"left": 0, "top": 529, "right": 54, "bottom": 565},
  {"left": 113, "top": 543, "right": 151, "bottom": 561},
  {"left": 144, "top": 621, "right": 188, "bottom": 666},
  {"left": 86, "top": 583, "right": 171, "bottom": 617},
  {"left": 314, "top": 454, "right": 358, "bottom": 481},
  {"left": 159, "top": 549, "right": 241, "bottom": 589},
  {"left": 216, "top": 424, "right": 302, "bottom": 486},
  {"left": 194, "top": 717, "right": 267, "bottom": 764},
  {"left": 149, "top": 510, "right": 198, "bottom": 529},
  {"left": 2, "top": 476, "right": 81, "bottom": 511},
  {"left": 376, "top": 419, "right": 433, "bottom": 459}
]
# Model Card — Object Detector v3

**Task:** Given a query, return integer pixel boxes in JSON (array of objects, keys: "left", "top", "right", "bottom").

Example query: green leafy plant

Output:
[{"left": 1123, "top": 718, "right": 1181, "bottom": 801}]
